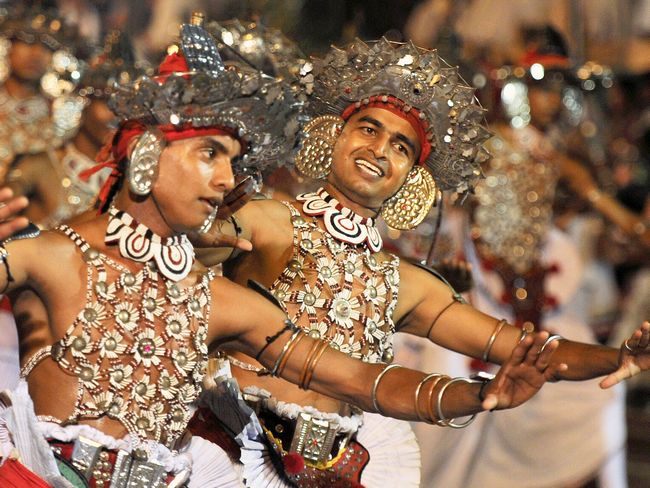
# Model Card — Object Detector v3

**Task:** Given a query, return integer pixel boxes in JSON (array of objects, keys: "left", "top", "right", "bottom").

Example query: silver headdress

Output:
[
  {"left": 108, "top": 15, "right": 300, "bottom": 174},
  {"left": 0, "top": 6, "right": 76, "bottom": 52},
  {"left": 0, "top": 6, "right": 85, "bottom": 98},
  {"left": 300, "top": 38, "right": 490, "bottom": 194},
  {"left": 78, "top": 30, "right": 149, "bottom": 100},
  {"left": 206, "top": 18, "right": 307, "bottom": 81}
]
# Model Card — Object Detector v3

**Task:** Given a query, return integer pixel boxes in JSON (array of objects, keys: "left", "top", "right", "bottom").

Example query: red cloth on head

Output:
[
  {"left": 158, "top": 52, "right": 190, "bottom": 76},
  {"left": 520, "top": 51, "right": 571, "bottom": 69},
  {"left": 80, "top": 121, "right": 239, "bottom": 210},
  {"left": 79, "top": 48, "right": 245, "bottom": 211},
  {"left": 341, "top": 95, "right": 432, "bottom": 164}
]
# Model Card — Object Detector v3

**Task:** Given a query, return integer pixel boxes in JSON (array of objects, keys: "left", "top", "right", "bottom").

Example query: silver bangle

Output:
[
  {"left": 436, "top": 377, "right": 478, "bottom": 429},
  {"left": 371, "top": 363, "right": 402, "bottom": 415},
  {"left": 482, "top": 319, "right": 507, "bottom": 362},
  {"left": 586, "top": 188, "right": 603, "bottom": 204},
  {"left": 539, "top": 334, "right": 563, "bottom": 354},
  {"left": 414, "top": 373, "right": 444, "bottom": 423},
  {"left": 227, "top": 354, "right": 266, "bottom": 374},
  {"left": 519, "top": 322, "right": 535, "bottom": 342}
]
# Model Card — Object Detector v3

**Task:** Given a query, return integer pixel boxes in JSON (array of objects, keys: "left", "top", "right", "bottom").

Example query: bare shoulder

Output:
[
  {"left": 207, "top": 275, "right": 284, "bottom": 341},
  {"left": 6, "top": 226, "right": 75, "bottom": 256},
  {"left": 3, "top": 227, "right": 81, "bottom": 287},
  {"left": 394, "top": 258, "right": 458, "bottom": 321},
  {"left": 12, "top": 151, "right": 53, "bottom": 169},
  {"left": 236, "top": 198, "right": 294, "bottom": 242},
  {"left": 7, "top": 151, "right": 54, "bottom": 184},
  {"left": 398, "top": 259, "right": 459, "bottom": 294},
  {"left": 237, "top": 197, "right": 293, "bottom": 224}
]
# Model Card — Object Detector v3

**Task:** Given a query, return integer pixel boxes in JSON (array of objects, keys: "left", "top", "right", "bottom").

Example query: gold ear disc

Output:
[
  {"left": 381, "top": 166, "right": 438, "bottom": 230},
  {"left": 294, "top": 115, "right": 343, "bottom": 179}
]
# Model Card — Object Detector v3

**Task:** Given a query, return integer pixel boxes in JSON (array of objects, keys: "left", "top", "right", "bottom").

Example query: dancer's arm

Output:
[{"left": 208, "top": 276, "right": 564, "bottom": 423}]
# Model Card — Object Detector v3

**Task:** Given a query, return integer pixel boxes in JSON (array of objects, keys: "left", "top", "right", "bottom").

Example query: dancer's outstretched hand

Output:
[
  {"left": 191, "top": 221, "right": 253, "bottom": 252},
  {"left": 481, "top": 331, "right": 568, "bottom": 411},
  {"left": 190, "top": 176, "right": 255, "bottom": 252},
  {"left": 600, "top": 321, "right": 650, "bottom": 389},
  {"left": 0, "top": 187, "right": 29, "bottom": 241}
]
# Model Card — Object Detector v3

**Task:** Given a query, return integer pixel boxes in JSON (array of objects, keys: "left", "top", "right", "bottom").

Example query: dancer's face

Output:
[
  {"left": 528, "top": 85, "right": 562, "bottom": 130},
  {"left": 329, "top": 107, "right": 420, "bottom": 210},
  {"left": 9, "top": 40, "right": 52, "bottom": 82},
  {"left": 152, "top": 134, "right": 240, "bottom": 233}
]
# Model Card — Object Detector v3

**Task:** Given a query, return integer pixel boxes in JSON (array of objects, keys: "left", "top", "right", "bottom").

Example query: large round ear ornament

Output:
[
  {"left": 380, "top": 166, "right": 439, "bottom": 230},
  {"left": 127, "top": 130, "right": 165, "bottom": 196},
  {"left": 294, "top": 115, "right": 343, "bottom": 179}
]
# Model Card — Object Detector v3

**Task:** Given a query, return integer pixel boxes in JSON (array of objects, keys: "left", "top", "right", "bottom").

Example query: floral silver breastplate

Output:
[
  {"left": 269, "top": 201, "right": 400, "bottom": 364},
  {"left": 21, "top": 225, "right": 214, "bottom": 448}
]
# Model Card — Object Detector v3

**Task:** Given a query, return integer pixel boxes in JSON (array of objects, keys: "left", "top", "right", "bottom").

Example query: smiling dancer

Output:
[
  {"left": 192, "top": 38, "right": 650, "bottom": 488},
  {"left": 0, "top": 18, "right": 578, "bottom": 488}
]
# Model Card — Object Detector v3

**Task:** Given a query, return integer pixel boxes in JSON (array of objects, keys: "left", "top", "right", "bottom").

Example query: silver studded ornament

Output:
[
  {"left": 127, "top": 131, "right": 164, "bottom": 196},
  {"left": 294, "top": 115, "right": 343, "bottom": 179},
  {"left": 380, "top": 165, "right": 439, "bottom": 230}
]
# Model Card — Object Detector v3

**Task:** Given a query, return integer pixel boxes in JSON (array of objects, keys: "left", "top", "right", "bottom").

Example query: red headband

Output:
[
  {"left": 80, "top": 121, "right": 238, "bottom": 211},
  {"left": 341, "top": 95, "right": 432, "bottom": 164},
  {"left": 81, "top": 50, "right": 248, "bottom": 211}
]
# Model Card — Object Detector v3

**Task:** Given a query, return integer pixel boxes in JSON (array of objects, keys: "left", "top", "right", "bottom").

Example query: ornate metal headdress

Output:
[
  {"left": 0, "top": 6, "right": 85, "bottom": 97},
  {"left": 300, "top": 38, "right": 490, "bottom": 194},
  {"left": 52, "top": 31, "right": 148, "bottom": 141},
  {"left": 78, "top": 30, "right": 149, "bottom": 100},
  {"left": 473, "top": 131, "right": 558, "bottom": 275},
  {"left": 108, "top": 15, "right": 300, "bottom": 174},
  {"left": 206, "top": 18, "right": 307, "bottom": 81},
  {"left": 0, "top": 5, "right": 76, "bottom": 52}
]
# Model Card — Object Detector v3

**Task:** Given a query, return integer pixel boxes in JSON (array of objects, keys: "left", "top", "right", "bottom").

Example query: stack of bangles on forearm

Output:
[
  {"left": 255, "top": 320, "right": 563, "bottom": 428},
  {"left": 255, "top": 319, "right": 331, "bottom": 389},
  {"left": 372, "top": 365, "right": 486, "bottom": 428}
]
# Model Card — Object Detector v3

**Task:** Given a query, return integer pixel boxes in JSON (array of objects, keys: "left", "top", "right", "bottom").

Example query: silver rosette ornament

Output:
[{"left": 108, "top": 14, "right": 301, "bottom": 177}]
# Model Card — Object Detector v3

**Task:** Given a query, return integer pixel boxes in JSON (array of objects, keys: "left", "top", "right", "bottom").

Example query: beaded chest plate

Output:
[
  {"left": 22, "top": 225, "right": 214, "bottom": 448},
  {"left": 269, "top": 201, "right": 400, "bottom": 364}
]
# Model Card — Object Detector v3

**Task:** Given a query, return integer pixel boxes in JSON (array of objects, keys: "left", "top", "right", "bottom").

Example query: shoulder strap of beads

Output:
[{"left": 55, "top": 224, "right": 90, "bottom": 252}]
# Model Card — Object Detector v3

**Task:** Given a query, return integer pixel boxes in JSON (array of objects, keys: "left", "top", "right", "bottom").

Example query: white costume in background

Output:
[
  {"left": 397, "top": 228, "right": 626, "bottom": 488},
  {"left": 0, "top": 381, "right": 242, "bottom": 487},
  {"left": 0, "top": 302, "right": 19, "bottom": 391}
]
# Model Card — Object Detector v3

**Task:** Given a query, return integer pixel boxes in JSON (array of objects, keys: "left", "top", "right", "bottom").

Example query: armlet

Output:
[
  {"left": 247, "top": 279, "right": 283, "bottom": 309},
  {"left": 410, "top": 260, "right": 466, "bottom": 304},
  {"left": 4, "top": 222, "right": 40, "bottom": 243}
]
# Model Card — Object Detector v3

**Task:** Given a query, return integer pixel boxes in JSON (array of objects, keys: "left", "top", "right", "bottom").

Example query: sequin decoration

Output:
[
  {"left": 0, "top": 87, "right": 64, "bottom": 179},
  {"left": 299, "top": 39, "right": 491, "bottom": 194},
  {"left": 270, "top": 200, "right": 399, "bottom": 364},
  {"left": 36, "top": 143, "right": 111, "bottom": 228},
  {"left": 472, "top": 130, "right": 559, "bottom": 274},
  {"left": 22, "top": 224, "right": 214, "bottom": 448}
]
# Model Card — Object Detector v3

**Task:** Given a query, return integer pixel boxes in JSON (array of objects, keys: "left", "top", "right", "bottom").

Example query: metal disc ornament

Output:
[{"left": 127, "top": 131, "right": 164, "bottom": 196}]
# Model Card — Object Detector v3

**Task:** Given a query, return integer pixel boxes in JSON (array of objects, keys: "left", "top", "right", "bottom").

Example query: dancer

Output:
[
  {"left": 0, "top": 19, "right": 568, "bottom": 487},
  {"left": 194, "top": 38, "right": 650, "bottom": 487}
]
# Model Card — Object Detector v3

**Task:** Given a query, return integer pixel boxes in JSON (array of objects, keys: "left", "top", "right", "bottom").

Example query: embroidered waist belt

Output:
[
  {"left": 48, "top": 437, "right": 182, "bottom": 488},
  {"left": 258, "top": 407, "right": 352, "bottom": 466},
  {"left": 255, "top": 406, "right": 370, "bottom": 488}
]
